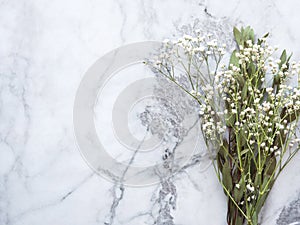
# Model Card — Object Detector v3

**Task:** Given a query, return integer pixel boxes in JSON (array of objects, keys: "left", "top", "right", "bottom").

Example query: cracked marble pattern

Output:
[
  {"left": 277, "top": 193, "right": 300, "bottom": 225},
  {"left": 1, "top": 0, "right": 300, "bottom": 225}
]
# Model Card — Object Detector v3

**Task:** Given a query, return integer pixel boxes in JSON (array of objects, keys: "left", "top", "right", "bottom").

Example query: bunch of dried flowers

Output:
[{"left": 147, "top": 26, "right": 300, "bottom": 225}]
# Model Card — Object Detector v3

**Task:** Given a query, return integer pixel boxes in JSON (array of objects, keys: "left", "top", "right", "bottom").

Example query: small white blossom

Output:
[
  {"left": 275, "top": 150, "right": 281, "bottom": 156},
  {"left": 246, "top": 184, "right": 255, "bottom": 192}
]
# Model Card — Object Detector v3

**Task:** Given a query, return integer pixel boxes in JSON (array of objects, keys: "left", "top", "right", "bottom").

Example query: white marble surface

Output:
[{"left": 1, "top": 0, "right": 300, "bottom": 225}]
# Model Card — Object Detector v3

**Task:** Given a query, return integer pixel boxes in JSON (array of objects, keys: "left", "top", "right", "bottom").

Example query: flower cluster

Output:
[
  {"left": 150, "top": 32, "right": 225, "bottom": 87},
  {"left": 149, "top": 33, "right": 228, "bottom": 142},
  {"left": 216, "top": 37, "right": 300, "bottom": 157},
  {"left": 148, "top": 26, "right": 300, "bottom": 225}
]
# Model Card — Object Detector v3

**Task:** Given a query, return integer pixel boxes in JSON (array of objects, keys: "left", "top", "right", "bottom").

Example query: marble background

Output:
[{"left": 1, "top": 0, "right": 300, "bottom": 225}]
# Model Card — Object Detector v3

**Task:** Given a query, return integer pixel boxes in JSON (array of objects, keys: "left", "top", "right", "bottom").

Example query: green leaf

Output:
[
  {"left": 256, "top": 193, "right": 268, "bottom": 212},
  {"left": 235, "top": 214, "right": 244, "bottom": 225},
  {"left": 236, "top": 75, "right": 245, "bottom": 87},
  {"left": 265, "top": 156, "right": 276, "bottom": 177},
  {"left": 219, "top": 140, "right": 229, "bottom": 157},
  {"left": 263, "top": 32, "right": 269, "bottom": 38},
  {"left": 225, "top": 113, "right": 236, "bottom": 127},
  {"left": 261, "top": 177, "right": 269, "bottom": 191},
  {"left": 240, "top": 134, "right": 247, "bottom": 148},
  {"left": 222, "top": 161, "right": 233, "bottom": 192},
  {"left": 254, "top": 172, "right": 262, "bottom": 187},
  {"left": 243, "top": 26, "right": 250, "bottom": 41},
  {"left": 281, "top": 50, "right": 287, "bottom": 62},
  {"left": 278, "top": 49, "right": 287, "bottom": 68},
  {"left": 247, "top": 62, "right": 256, "bottom": 76},
  {"left": 274, "top": 74, "right": 280, "bottom": 85},
  {"left": 285, "top": 53, "right": 293, "bottom": 71},
  {"left": 233, "top": 27, "right": 242, "bottom": 46},
  {"left": 251, "top": 212, "right": 258, "bottom": 225},
  {"left": 250, "top": 158, "right": 257, "bottom": 176},
  {"left": 228, "top": 201, "right": 236, "bottom": 223},
  {"left": 233, "top": 179, "right": 245, "bottom": 202},
  {"left": 258, "top": 32, "right": 269, "bottom": 45},
  {"left": 230, "top": 50, "right": 239, "bottom": 67},
  {"left": 217, "top": 147, "right": 226, "bottom": 171},
  {"left": 287, "top": 53, "right": 293, "bottom": 63},
  {"left": 241, "top": 148, "right": 250, "bottom": 156},
  {"left": 249, "top": 28, "right": 255, "bottom": 43},
  {"left": 241, "top": 83, "right": 248, "bottom": 100}
]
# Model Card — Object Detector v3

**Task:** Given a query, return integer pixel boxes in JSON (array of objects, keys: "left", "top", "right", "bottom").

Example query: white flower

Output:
[
  {"left": 207, "top": 39, "right": 218, "bottom": 47},
  {"left": 235, "top": 184, "right": 240, "bottom": 189},
  {"left": 276, "top": 123, "right": 284, "bottom": 130},
  {"left": 197, "top": 46, "right": 206, "bottom": 52},
  {"left": 163, "top": 39, "right": 170, "bottom": 44},
  {"left": 262, "top": 102, "right": 271, "bottom": 111},
  {"left": 246, "top": 184, "right": 255, "bottom": 192}
]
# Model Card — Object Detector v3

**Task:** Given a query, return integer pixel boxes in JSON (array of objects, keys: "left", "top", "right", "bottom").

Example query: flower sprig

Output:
[
  {"left": 147, "top": 26, "right": 300, "bottom": 225},
  {"left": 215, "top": 27, "right": 300, "bottom": 225}
]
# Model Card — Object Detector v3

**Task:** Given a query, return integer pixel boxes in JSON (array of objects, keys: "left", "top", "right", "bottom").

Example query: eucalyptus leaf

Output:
[
  {"left": 225, "top": 113, "right": 236, "bottom": 127},
  {"left": 233, "top": 27, "right": 242, "bottom": 46},
  {"left": 233, "top": 179, "right": 245, "bottom": 202},
  {"left": 251, "top": 212, "right": 258, "bottom": 225},
  {"left": 230, "top": 50, "right": 239, "bottom": 67},
  {"left": 222, "top": 161, "right": 233, "bottom": 192},
  {"left": 256, "top": 192, "right": 269, "bottom": 212},
  {"left": 241, "top": 84, "right": 248, "bottom": 101},
  {"left": 254, "top": 172, "right": 261, "bottom": 187},
  {"left": 279, "top": 50, "right": 287, "bottom": 68},
  {"left": 265, "top": 156, "right": 276, "bottom": 177},
  {"left": 247, "top": 62, "right": 256, "bottom": 76},
  {"left": 235, "top": 214, "right": 244, "bottom": 225},
  {"left": 236, "top": 75, "right": 245, "bottom": 87}
]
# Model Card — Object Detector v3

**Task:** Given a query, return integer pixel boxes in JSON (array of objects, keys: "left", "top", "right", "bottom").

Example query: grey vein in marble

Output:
[{"left": 1, "top": 0, "right": 300, "bottom": 225}]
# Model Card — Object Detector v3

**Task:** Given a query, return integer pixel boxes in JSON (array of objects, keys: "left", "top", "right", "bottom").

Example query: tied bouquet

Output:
[{"left": 147, "top": 27, "right": 300, "bottom": 225}]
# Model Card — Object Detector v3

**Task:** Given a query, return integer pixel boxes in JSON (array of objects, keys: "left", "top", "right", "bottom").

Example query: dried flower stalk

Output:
[{"left": 147, "top": 26, "right": 300, "bottom": 225}]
